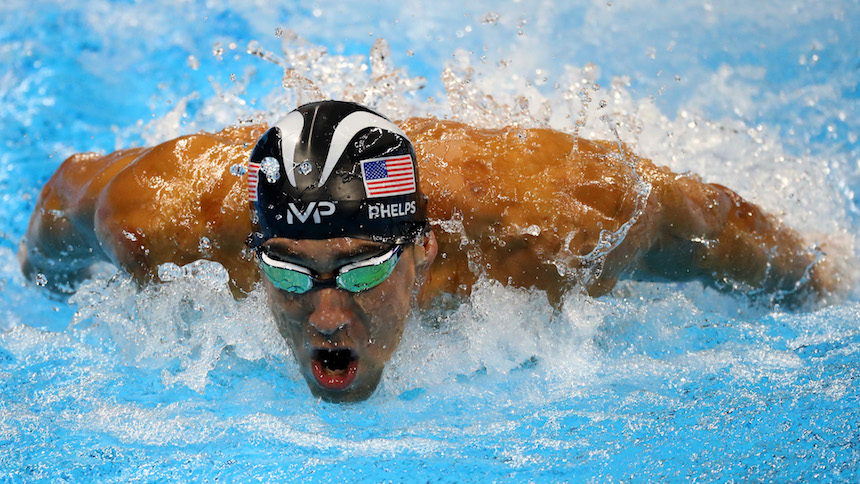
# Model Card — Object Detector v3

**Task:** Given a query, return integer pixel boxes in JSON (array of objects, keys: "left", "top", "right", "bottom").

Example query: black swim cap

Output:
[{"left": 248, "top": 100, "right": 428, "bottom": 246}]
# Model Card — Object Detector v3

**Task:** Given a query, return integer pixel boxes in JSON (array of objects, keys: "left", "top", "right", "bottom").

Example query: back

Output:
[{"left": 403, "top": 118, "right": 652, "bottom": 302}]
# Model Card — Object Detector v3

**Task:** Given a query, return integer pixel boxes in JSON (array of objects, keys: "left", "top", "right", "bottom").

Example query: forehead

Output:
[{"left": 263, "top": 237, "right": 387, "bottom": 261}]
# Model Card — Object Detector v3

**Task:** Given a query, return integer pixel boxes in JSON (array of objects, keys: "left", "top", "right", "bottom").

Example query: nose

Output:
[{"left": 307, "top": 288, "right": 356, "bottom": 336}]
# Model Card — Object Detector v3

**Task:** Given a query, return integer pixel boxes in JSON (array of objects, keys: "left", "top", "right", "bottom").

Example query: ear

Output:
[{"left": 412, "top": 230, "right": 438, "bottom": 276}]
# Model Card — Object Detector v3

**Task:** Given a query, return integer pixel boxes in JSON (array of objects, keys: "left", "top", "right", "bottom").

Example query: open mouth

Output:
[{"left": 311, "top": 348, "right": 359, "bottom": 391}]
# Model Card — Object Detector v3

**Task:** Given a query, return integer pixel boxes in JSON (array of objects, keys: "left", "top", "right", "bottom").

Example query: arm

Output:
[
  {"left": 19, "top": 148, "right": 146, "bottom": 292},
  {"left": 20, "top": 125, "right": 265, "bottom": 295},
  {"left": 403, "top": 117, "right": 838, "bottom": 307},
  {"left": 632, "top": 161, "right": 837, "bottom": 306}
]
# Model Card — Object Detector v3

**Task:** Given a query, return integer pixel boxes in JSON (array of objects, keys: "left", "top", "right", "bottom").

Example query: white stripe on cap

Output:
[
  {"left": 318, "top": 111, "right": 406, "bottom": 186},
  {"left": 273, "top": 111, "right": 305, "bottom": 188}
]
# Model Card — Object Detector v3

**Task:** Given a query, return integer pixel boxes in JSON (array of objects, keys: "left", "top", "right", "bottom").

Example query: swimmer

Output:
[{"left": 20, "top": 100, "right": 841, "bottom": 401}]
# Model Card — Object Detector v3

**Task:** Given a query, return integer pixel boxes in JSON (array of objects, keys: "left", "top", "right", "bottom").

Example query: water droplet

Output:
[
  {"left": 297, "top": 161, "right": 312, "bottom": 175},
  {"left": 198, "top": 237, "right": 211, "bottom": 252},
  {"left": 229, "top": 163, "right": 247, "bottom": 176},
  {"left": 35, "top": 273, "right": 47, "bottom": 287},
  {"left": 521, "top": 225, "right": 541, "bottom": 236},
  {"left": 482, "top": 12, "right": 500, "bottom": 25},
  {"left": 517, "top": 96, "right": 529, "bottom": 111},
  {"left": 261, "top": 156, "right": 281, "bottom": 183}
]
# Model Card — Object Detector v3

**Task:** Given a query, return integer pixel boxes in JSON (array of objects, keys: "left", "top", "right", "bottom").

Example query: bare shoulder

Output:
[
  {"left": 22, "top": 124, "right": 267, "bottom": 292},
  {"left": 92, "top": 125, "right": 266, "bottom": 283},
  {"left": 401, "top": 117, "right": 657, "bottom": 298},
  {"left": 401, "top": 117, "right": 648, "bottom": 244}
]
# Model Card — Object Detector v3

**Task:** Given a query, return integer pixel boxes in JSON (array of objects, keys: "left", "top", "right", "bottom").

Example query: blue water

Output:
[{"left": 2, "top": 0, "right": 860, "bottom": 481}]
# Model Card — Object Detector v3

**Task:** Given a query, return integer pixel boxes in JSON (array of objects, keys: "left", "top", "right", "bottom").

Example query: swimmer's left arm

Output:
[{"left": 633, "top": 162, "right": 839, "bottom": 305}]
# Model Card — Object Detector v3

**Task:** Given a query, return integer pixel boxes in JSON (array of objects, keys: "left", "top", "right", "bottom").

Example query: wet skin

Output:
[
  {"left": 20, "top": 118, "right": 842, "bottom": 400},
  {"left": 261, "top": 235, "right": 437, "bottom": 402}
]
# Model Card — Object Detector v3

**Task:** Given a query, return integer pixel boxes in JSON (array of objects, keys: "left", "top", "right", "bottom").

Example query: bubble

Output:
[{"left": 260, "top": 157, "right": 281, "bottom": 183}]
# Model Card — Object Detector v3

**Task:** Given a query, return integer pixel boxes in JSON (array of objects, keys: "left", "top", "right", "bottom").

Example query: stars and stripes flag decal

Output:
[
  {"left": 360, "top": 155, "right": 416, "bottom": 198},
  {"left": 247, "top": 161, "right": 261, "bottom": 201}
]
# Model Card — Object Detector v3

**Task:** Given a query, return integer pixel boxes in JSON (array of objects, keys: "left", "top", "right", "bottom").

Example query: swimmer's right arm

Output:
[
  {"left": 19, "top": 148, "right": 148, "bottom": 292},
  {"left": 19, "top": 125, "right": 264, "bottom": 294}
]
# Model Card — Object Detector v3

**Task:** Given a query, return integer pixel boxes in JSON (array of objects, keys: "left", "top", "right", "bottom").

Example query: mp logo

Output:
[{"left": 285, "top": 201, "right": 336, "bottom": 224}]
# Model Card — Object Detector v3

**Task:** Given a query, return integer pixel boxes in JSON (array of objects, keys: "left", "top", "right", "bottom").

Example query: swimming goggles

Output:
[{"left": 258, "top": 245, "right": 404, "bottom": 294}]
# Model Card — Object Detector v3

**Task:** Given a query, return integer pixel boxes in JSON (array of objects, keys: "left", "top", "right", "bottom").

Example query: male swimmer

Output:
[{"left": 21, "top": 100, "right": 840, "bottom": 401}]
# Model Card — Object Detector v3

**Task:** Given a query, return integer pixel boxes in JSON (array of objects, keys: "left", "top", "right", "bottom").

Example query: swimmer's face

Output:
[{"left": 260, "top": 234, "right": 436, "bottom": 402}]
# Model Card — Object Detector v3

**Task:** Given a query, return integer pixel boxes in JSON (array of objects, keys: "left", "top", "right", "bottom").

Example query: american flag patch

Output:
[
  {"left": 247, "top": 161, "right": 261, "bottom": 201},
  {"left": 360, "top": 155, "right": 416, "bottom": 198}
]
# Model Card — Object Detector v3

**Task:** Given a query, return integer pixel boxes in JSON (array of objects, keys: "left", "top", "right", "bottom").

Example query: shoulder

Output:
[{"left": 98, "top": 124, "right": 267, "bottom": 214}]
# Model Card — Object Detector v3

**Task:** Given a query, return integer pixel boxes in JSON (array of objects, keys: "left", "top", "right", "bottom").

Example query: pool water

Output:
[{"left": 1, "top": 0, "right": 859, "bottom": 481}]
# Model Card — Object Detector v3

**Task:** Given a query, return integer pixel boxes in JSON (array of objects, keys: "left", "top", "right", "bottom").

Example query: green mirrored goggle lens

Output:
[
  {"left": 335, "top": 255, "right": 400, "bottom": 292},
  {"left": 259, "top": 261, "right": 314, "bottom": 293},
  {"left": 258, "top": 245, "right": 403, "bottom": 294}
]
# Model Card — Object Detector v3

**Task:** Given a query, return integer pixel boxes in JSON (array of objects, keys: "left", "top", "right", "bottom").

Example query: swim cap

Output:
[{"left": 247, "top": 100, "right": 428, "bottom": 246}]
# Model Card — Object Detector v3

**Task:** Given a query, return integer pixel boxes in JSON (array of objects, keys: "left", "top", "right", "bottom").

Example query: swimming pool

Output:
[{"left": 2, "top": 0, "right": 859, "bottom": 481}]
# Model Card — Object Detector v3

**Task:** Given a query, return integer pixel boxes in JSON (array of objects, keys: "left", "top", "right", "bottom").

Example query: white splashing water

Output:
[{"left": 70, "top": 261, "right": 288, "bottom": 393}]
